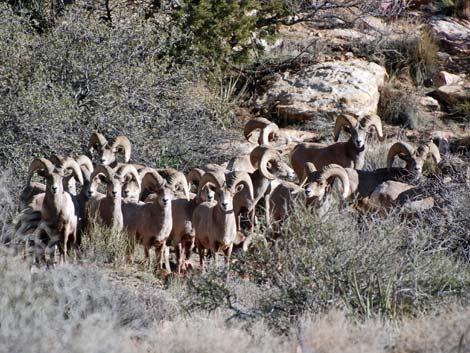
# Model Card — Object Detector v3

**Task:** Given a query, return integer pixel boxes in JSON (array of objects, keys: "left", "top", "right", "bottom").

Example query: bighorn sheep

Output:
[
  {"left": 161, "top": 168, "right": 216, "bottom": 273},
  {"left": 387, "top": 141, "right": 441, "bottom": 175},
  {"left": 193, "top": 171, "right": 253, "bottom": 270},
  {"left": 302, "top": 140, "right": 441, "bottom": 206},
  {"left": 366, "top": 181, "right": 435, "bottom": 213},
  {"left": 303, "top": 163, "right": 351, "bottom": 204},
  {"left": 244, "top": 117, "right": 318, "bottom": 149},
  {"left": 121, "top": 168, "right": 174, "bottom": 271},
  {"left": 227, "top": 146, "right": 295, "bottom": 228},
  {"left": 86, "top": 164, "right": 140, "bottom": 230},
  {"left": 88, "top": 132, "right": 132, "bottom": 168},
  {"left": 268, "top": 180, "right": 303, "bottom": 227},
  {"left": 291, "top": 114, "right": 384, "bottom": 181},
  {"left": 28, "top": 158, "right": 83, "bottom": 263},
  {"left": 19, "top": 155, "right": 79, "bottom": 211}
]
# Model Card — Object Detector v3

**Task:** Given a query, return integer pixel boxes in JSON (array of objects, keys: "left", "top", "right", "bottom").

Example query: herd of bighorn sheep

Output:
[{"left": 16, "top": 114, "right": 448, "bottom": 273}]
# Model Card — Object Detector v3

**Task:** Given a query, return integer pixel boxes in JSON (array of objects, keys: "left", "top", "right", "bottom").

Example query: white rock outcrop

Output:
[{"left": 256, "top": 60, "right": 387, "bottom": 121}]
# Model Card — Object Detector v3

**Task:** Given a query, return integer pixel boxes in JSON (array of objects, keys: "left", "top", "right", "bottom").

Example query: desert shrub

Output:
[
  {"left": 353, "top": 28, "right": 439, "bottom": 86},
  {"left": 0, "top": 172, "right": 16, "bottom": 243},
  {"left": 0, "top": 252, "right": 179, "bottom": 353},
  {"left": 378, "top": 83, "right": 423, "bottom": 128},
  {"left": 0, "top": 3, "right": 233, "bottom": 191},
  {"left": 437, "top": 0, "right": 470, "bottom": 18},
  {"left": 454, "top": 101, "right": 470, "bottom": 122},
  {"left": 81, "top": 220, "right": 135, "bottom": 266},
  {"left": 185, "top": 201, "right": 470, "bottom": 332}
]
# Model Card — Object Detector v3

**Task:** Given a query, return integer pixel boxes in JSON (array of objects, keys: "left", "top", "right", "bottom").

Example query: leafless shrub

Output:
[
  {"left": 0, "top": 3, "right": 232, "bottom": 192},
  {"left": 378, "top": 82, "right": 423, "bottom": 129}
]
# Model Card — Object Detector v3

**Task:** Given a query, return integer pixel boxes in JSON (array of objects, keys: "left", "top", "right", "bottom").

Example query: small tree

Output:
[{"left": 176, "top": 0, "right": 261, "bottom": 66}]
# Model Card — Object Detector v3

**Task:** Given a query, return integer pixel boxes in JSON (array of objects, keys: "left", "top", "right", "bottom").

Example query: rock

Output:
[
  {"left": 429, "top": 16, "right": 470, "bottom": 53},
  {"left": 434, "top": 84, "right": 470, "bottom": 105},
  {"left": 256, "top": 60, "right": 386, "bottom": 122},
  {"left": 419, "top": 96, "right": 440, "bottom": 111},
  {"left": 433, "top": 71, "right": 462, "bottom": 87},
  {"left": 436, "top": 51, "right": 453, "bottom": 62}
]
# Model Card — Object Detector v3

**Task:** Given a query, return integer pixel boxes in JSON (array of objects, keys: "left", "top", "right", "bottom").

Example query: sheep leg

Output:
[
  {"left": 32, "top": 221, "right": 53, "bottom": 264},
  {"left": 164, "top": 244, "right": 171, "bottom": 273},
  {"left": 265, "top": 194, "right": 271, "bottom": 226},
  {"left": 176, "top": 242, "right": 183, "bottom": 274},
  {"left": 184, "top": 236, "right": 194, "bottom": 271},
  {"left": 155, "top": 242, "right": 170, "bottom": 273},
  {"left": 197, "top": 243, "right": 206, "bottom": 271},
  {"left": 223, "top": 244, "right": 233, "bottom": 266}
]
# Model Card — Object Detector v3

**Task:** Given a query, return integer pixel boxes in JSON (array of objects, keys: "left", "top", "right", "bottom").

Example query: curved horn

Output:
[
  {"left": 423, "top": 141, "right": 441, "bottom": 164},
  {"left": 26, "top": 158, "right": 55, "bottom": 186},
  {"left": 360, "top": 114, "right": 384, "bottom": 141},
  {"left": 387, "top": 142, "right": 414, "bottom": 172},
  {"left": 89, "top": 165, "right": 113, "bottom": 194},
  {"left": 186, "top": 168, "right": 205, "bottom": 189},
  {"left": 300, "top": 162, "right": 318, "bottom": 187},
  {"left": 76, "top": 155, "right": 93, "bottom": 172},
  {"left": 49, "top": 154, "right": 65, "bottom": 166},
  {"left": 59, "top": 157, "right": 84, "bottom": 185},
  {"left": 109, "top": 135, "right": 131, "bottom": 163},
  {"left": 158, "top": 168, "right": 190, "bottom": 201},
  {"left": 250, "top": 146, "right": 280, "bottom": 180},
  {"left": 139, "top": 168, "right": 165, "bottom": 192},
  {"left": 88, "top": 132, "right": 108, "bottom": 153},
  {"left": 116, "top": 164, "right": 140, "bottom": 188},
  {"left": 198, "top": 171, "right": 225, "bottom": 196},
  {"left": 333, "top": 115, "right": 357, "bottom": 142},
  {"left": 226, "top": 171, "right": 254, "bottom": 200},
  {"left": 321, "top": 164, "right": 351, "bottom": 200},
  {"left": 90, "top": 165, "right": 113, "bottom": 184},
  {"left": 259, "top": 122, "right": 280, "bottom": 145},
  {"left": 76, "top": 155, "right": 94, "bottom": 182},
  {"left": 244, "top": 118, "right": 272, "bottom": 143}
]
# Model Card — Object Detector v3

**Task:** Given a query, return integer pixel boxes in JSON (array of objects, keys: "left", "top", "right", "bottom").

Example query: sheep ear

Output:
[
  {"left": 343, "top": 126, "right": 351, "bottom": 134},
  {"left": 98, "top": 175, "right": 107, "bottom": 184},
  {"left": 235, "top": 184, "right": 244, "bottom": 193}
]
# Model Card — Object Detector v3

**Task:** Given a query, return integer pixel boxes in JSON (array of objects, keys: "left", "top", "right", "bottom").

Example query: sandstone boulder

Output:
[
  {"left": 435, "top": 84, "right": 470, "bottom": 105},
  {"left": 429, "top": 16, "right": 470, "bottom": 53},
  {"left": 433, "top": 71, "right": 462, "bottom": 88},
  {"left": 256, "top": 60, "right": 387, "bottom": 122}
]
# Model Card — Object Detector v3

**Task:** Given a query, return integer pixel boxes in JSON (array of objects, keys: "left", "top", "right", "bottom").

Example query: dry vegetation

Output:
[{"left": 1, "top": 1, "right": 470, "bottom": 352}]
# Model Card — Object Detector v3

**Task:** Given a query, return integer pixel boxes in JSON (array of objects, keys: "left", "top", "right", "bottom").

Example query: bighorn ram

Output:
[
  {"left": 291, "top": 114, "right": 384, "bottom": 181},
  {"left": 28, "top": 158, "right": 83, "bottom": 263},
  {"left": 193, "top": 171, "right": 253, "bottom": 270},
  {"left": 303, "top": 163, "right": 351, "bottom": 204},
  {"left": 122, "top": 168, "right": 174, "bottom": 271},
  {"left": 20, "top": 155, "right": 79, "bottom": 212},
  {"left": 387, "top": 141, "right": 441, "bottom": 175},
  {"left": 362, "top": 181, "right": 435, "bottom": 214},
  {"left": 302, "top": 140, "right": 441, "bottom": 206},
  {"left": 161, "top": 168, "right": 216, "bottom": 273},
  {"left": 268, "top": 180, "right": 303, "bottom": 227},
  {"left": 86, "top": 164, "right": 140, "bottom": 230},
  {"left": 244, "top": 118, "right": 318, "bottom": 149},
  {"left": 88, "top": 132, "right": 132, "bottom": 168},
  {"left": 227, "top": 146, "right": 295, "bottom": 227}
]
